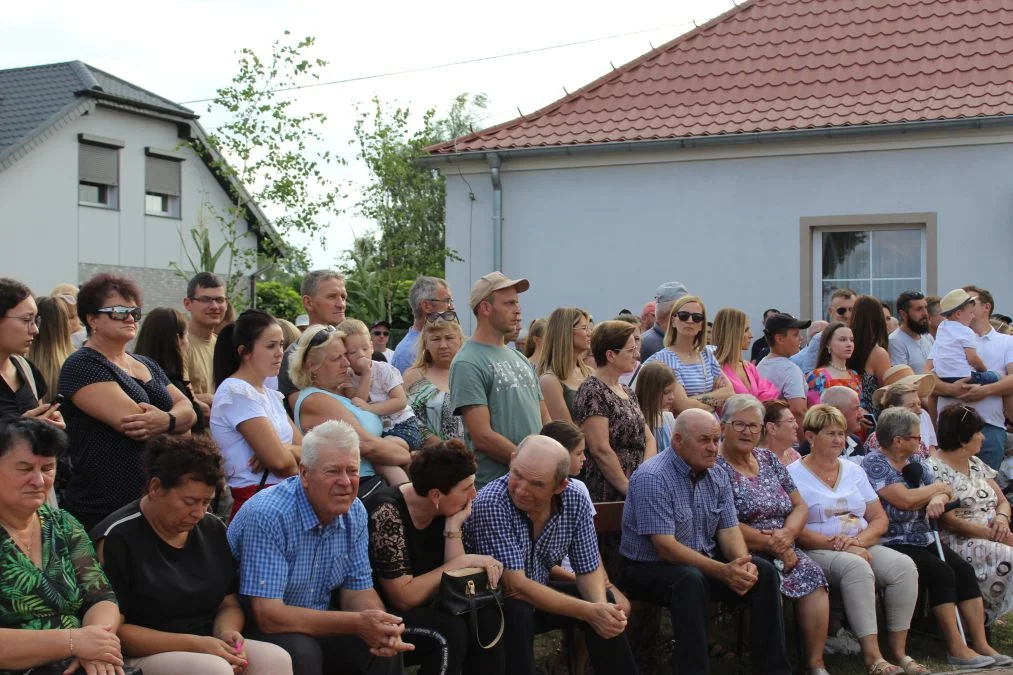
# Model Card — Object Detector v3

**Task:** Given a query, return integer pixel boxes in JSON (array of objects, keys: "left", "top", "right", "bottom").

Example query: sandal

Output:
[
  {"left": 866, "top": 658, "right": 903, "bottom": 675},
  {"left": 897, "top": 656, "right": 930, "bottom": 675}
]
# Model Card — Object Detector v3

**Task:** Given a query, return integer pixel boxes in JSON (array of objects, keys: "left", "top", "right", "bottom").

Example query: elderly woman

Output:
[
  {"left": 365, "top": 443, "right": 505, "bottom": 675},
  {"left": 0, "top": 279, "right": 65, "bottom": 429},
  {"left": 642, "top": 295, "right": 732, "bottom": 414},
  {"left": 867, "top": 378, "right": 937, "bottom": 458},
  {"left": 760, "top": 400, "right": 801, "bottom": 466},
  {"left": 290, "top": 325, "right": 411, "bottom": 499},
  {"left": 716, "top": 394, "right": 830, "bottom": 675},
  {"left": 537, "top": 307, "right": 592, "bottom": 422},
  {"left": 863, "top": 407, "right": 1005, "bottom": 668},
  {"left": 211, "top": 309, "right": 302, "bottom": 518},
  {"left": 789, "top": 405, "right": 921, "bottom": 675},
  {"left": 927, "top": 405, "right": 1013, "bottom": 626},
  {"left": 0, "top": 419, "right": 125, "bottom": 675},
  {"left": 59, "top": 274, "right": 196, "bottom": 530},
  {"left": 93, "top": 434, "right": 292, "bottom": 674},
  {"left": 404, "top": 314, "right": 465, "bottom": 442},
  {"left": 711, "top": 308, "right": 778, "bottom": 401},
  {"left": 574, "top": 320, "right": 656, "bottom": 577}
]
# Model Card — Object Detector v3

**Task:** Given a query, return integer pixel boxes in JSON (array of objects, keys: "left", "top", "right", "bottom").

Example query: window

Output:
[
  {"left": 77, "top": 134, "right": 122, "bottom": 208},
  {"left": 144, "top": 149, "right": 183, "bottom": 218}
]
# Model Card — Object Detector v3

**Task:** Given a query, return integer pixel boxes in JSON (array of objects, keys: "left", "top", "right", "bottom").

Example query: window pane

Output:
[
  {"left": 146, "top": 193, "right": 168, "bottom": 214},
  {"left": 870, "top": 229, "right": 920, "bottom": 278},
  {"left": 872, "top": 279, "right": 922, "bottom": 308},
  {"left": 79, "top": 183, "right": 106, "bottom": 204},
  {"left": 822, "top": 232, "right": 869, "bottom": 282}
]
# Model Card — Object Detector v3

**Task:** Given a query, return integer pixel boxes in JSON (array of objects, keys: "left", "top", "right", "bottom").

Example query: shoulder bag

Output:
[{"left": 434, "top": 566, "right": 504, "bottom": 649}]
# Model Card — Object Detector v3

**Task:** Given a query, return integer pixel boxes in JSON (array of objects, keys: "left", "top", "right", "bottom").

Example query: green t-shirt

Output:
[{"left": 450, "top": 340, "right": 543, "bottom": 488}]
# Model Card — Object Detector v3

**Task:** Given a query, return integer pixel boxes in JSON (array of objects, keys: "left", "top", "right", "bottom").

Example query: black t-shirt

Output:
[
  {"left": 0, "top": 356, "right": 47, "bottom": 422},
  {"left": 750, "top": 336, "right": 770, "bottom": 364},
  {"left": 93, "top": 500, "right": 236, "bottom": 636}
]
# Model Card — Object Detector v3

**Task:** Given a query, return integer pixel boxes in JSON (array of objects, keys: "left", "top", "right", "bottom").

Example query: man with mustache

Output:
[{"left": 888, "top": 291, "right": 934, "bottom": 373}]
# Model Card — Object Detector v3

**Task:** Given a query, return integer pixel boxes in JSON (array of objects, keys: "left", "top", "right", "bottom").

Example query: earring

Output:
[
  {"left": 310, "top": 372, "right": 316, "bottom": 383},
  {"left": 435, "top": 497, "right": 440, "bottom": 514}
]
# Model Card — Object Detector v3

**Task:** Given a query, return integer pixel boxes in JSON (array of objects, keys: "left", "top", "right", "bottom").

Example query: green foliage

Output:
[
  {"left": 169, "top": 215, "right": 228, "bottom": 283},
  {"left": 255, "top": 281, "right": 303, "bottom": 321}
]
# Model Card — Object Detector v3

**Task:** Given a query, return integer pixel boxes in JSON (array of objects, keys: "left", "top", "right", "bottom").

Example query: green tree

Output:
[
  {"left": 175, "top": 31, "right": 342, "bottom": 298},
  {"left": 255, "top": 281, "right": 303, "bottom": 321}
]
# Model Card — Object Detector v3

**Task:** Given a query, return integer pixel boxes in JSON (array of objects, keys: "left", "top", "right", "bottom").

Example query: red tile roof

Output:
[{"left": 429, "top": 0, "right": 1013, "bottom": 155}]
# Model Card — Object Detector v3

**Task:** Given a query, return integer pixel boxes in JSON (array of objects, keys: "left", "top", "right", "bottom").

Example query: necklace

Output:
[
  {"left": 830, "top": 360, "right": 849, "bottom": 371},
  {"left": 0, "top": 512, "right": 38, "bottom": 559},
  {"left": 804, "top": 455, "right": 839, "bottom": 486}
]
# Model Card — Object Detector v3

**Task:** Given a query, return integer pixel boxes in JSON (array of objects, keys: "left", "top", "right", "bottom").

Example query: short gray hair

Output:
[
  {"left": 302, "top": 419, "right": 360, "bottom": 469},
  {"left": 721, "top": 394, "right": 764, "bottom": 423},
  {"left": 301, "top": 270, "right": 344, "bottom": 298},
  {"left": 409, "top": 276, "right": 446, "bottom": 320},
  {"left": 875, "top": 407, "right": 920, "bottom": 449},
  {"left": 821, "top": 385, "right": 858, "bottom": 410}
]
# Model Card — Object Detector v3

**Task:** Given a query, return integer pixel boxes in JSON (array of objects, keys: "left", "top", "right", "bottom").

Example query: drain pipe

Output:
[{"left": 487, "top": 153, "right": 503, "bottom": 271}]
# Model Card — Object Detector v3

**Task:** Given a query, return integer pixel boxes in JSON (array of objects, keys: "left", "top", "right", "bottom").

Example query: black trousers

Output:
[
  {"left": 888, "top": 542, "right": 982, "bottom": 607},
  {"left": 620, "top": 555, "right": 791, "bottom": 675},
  {"left": 400, "top": 604, "right": 505, "bottom": 675},
  {"left": 502, "top": 580, "right": 637, "bottom": 675}
]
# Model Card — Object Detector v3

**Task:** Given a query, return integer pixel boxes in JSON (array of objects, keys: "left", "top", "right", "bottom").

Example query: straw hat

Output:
[{"left": 872, "top": 364, "right": 934, "bottom": 408}]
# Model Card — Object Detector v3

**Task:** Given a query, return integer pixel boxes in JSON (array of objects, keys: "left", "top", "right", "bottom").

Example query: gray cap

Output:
[{"left": 654, "top": 281, "right": 689, "bottom": 304}]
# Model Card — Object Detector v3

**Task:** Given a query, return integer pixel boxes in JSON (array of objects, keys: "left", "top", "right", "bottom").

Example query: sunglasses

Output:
[
  {"left": 426, "top": 311, "right": 459, "bottom": 323},
  {"left": 96, "top": 306, "right": 142, "bottom": 321},
  {"left": 675, "top": 311, "right": 705, "bottom": 323},
  {"left": 835, "top": 307, "right": 850, "bottom": 316},
  {"left": 372, "top": 330, "right": 389, "bottom": 337},
  {"left": 309, "top": 325, "right": 337, "bottom": 348}
]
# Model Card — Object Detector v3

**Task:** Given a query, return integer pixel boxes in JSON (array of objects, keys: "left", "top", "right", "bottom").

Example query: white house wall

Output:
[
  {"left": 0, "top": 105, "right": 257, "bottom": 308},
  {"left": 443, "top": 131, "right": 1013, "bottom": 335}
]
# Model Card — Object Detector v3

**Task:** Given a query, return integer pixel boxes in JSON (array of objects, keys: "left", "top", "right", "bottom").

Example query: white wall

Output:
[
  {"left": 443, "top": 129, "right": 1013, "bottom": 336},
  {"left": 0, "top": 105, "right": 257, "bottom": 301}
]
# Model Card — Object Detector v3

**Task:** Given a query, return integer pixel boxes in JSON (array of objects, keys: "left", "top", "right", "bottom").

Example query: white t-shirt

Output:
[
  {"left": 937, "top": 328, "right": 1013, "bottom": 428},
  {"left": 787, "top": 458, "right": 878, "bottom": 538},
  {"left": 757, "top": 354, "right": 807, "bottom": 400},
  {"left": 929, "top": 319, "right": 980, "bottom": 378},
  {"left": 920, "top": 409, "right": 938, "bottom": 448},
  {"left": 382, "top": 348, "right": 395, "bottom": 362},
  {"left": 348, "top": 361, "right": 414, "bottom": 427},
  {"left": 210, "top": 377, "right": 294, "bottom": 488},
  {"left": 888, "top": 328, "right": 933, "bottom": 373}
]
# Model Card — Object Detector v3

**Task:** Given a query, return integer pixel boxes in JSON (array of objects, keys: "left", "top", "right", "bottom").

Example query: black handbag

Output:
[
  {"left": 434, "top": 567, "right": 505, "bottom": 649},
  {"left": 24, "top": 661, "right": 141, "bottom": 675}
]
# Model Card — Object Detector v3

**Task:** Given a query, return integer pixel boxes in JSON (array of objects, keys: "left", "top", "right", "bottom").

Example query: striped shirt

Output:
[{"left": 644, "top": 347, "right": 723, "bottom": 397}]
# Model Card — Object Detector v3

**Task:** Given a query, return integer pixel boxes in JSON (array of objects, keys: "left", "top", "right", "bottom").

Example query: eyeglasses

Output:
[
  {"left": 835, "top": 307, "right": 850, "bottom": 316},
  {"left": 675, "top": 311, "right": 705, "bottom": 323},
  {"left": 309, "top": 325, "right": 337, "bottom": 348},
  {"left": 95, "top": 306, "right": 142, "bottom": 321},
  {"left": 427, "top": 311, "right": 459, "bottom": 323},
  {"left": 372, "top": 330, "right": 389, "bottom": 337},
  {"left": 727, "top": 420, "right": 762, "bottom": 434},
  {"left": 902, "top": 434, "right": 922, "bottom": 443},
  {"left": 4, "top": 314, "right": 41, "bottom": 328},
  {"left": 610, "top": 345, "right": 638, "bottom": 355},
  {"left": 573, "top": 323, "right": 591, "bottom": 333},
  {"left": 190, "top": 295, "right": 228, "bottom": 305},
  {"left": 774, "top": 416, "right": 798, "bottom": 427},
  {"left": 427, "top": 297, "right": 454, "bottom": 306}
]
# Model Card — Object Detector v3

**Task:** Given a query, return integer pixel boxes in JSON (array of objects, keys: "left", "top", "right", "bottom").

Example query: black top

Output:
[
  {"left": 93, "top": 499, "right": 236, "bottom": 636},
  {"left": 364, "top": 486, "right": 445, "bottom": 606},
  {"left": 750, "top": 336, "right": 770, "bottom": 364},
  {"left": 58, "top": 348, "right": 174, "bottom": 520},
  {"left": 0, "top": 356, "right": 47, "bottom": 422}
]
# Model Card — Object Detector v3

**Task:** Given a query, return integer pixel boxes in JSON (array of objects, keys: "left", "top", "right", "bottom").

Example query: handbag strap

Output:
[
  {"left": 468, "top": 590, "right": 505, "bottom": 650},
  {"left": 11, "top": 355, "right": 39, "bottom": 401}
]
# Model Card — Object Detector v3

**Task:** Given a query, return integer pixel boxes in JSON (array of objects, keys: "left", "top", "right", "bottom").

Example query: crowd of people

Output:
[{"left": 2, "top": 268, "right": 1013, "bottom": 675}]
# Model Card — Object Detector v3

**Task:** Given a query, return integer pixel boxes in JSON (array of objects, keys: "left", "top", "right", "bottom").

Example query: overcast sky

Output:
[{"left": 4, "top": 0, "right": 735, "bottom": 267}]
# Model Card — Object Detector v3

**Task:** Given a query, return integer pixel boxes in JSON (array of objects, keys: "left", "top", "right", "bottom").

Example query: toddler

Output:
[{"left": 929, "top": 289, "right": 1000, "bottom": 385}]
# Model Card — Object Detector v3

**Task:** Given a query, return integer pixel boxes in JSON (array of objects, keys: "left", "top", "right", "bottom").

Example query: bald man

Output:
[
  {"left": 464, "top": 436, "right": 636, "bottom": 674},
  {"left": 619, "top": 410, "right": 791, "bottom": 675}
]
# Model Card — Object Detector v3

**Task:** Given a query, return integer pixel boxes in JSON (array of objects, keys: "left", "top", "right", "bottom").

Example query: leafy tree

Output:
[{"left": 255, "top": 281, "right": 303, "bottom": 322}]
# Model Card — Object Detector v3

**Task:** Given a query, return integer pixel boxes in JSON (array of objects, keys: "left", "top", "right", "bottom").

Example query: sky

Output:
[{"left": 3, "top": 0, "right": 736, "bottom": 267}]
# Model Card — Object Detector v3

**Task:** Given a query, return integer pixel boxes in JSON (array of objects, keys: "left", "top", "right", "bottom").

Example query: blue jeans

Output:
[
  {"left": 939, "top": 371, "right": 1002, "bottom": 385},
  {"left": 979, "top": 423, "right": 1007, "bottom": 470}
]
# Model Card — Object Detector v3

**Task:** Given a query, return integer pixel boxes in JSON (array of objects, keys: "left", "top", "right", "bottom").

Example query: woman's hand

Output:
[
  {"left": 778, "top": 547, "right": 798, "bottom": 573},
  {"left": 23, "top": 402, "right": 66, "bottom": 430},
  {"left": 215, "top": 630, "right": 248, "bottom": 671},
  {"left": 463, "top": 554, "right": 504, "bottom": 589},
  {"left": 844, "top": 544, "right": 872, "bottom": 563},
  {"left": 989, "top": 514, "right": 1011, "bottom": 542},
  {"left": 120, "top": 403, "right": 170, "bottom": 441},
  {"left": 248, "top": 456, "right": 265, "bottom": 474},
  {"left": 926, "top": 493, "right": 949, "bottom": 519},
  {"left": 64, "top": 658, "right": 125, "bottom": 675},
  {"left": 68, "top": 626, "right": 122, "bottom": 663},
  {"left": 351, "top": 396, "right": 370, "bottom": 410},
  {"left": 762, "top": 528, "right": 794, "bottom": 556},
  {"left": 444, "top": 498, "right": 473, "bottom": 531},
  {"left": 193, "top": 635, "right": 248, "bottom": 669}
]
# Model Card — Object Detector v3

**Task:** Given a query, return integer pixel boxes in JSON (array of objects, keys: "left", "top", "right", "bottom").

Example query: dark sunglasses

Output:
[
  {"left": 426, "top": 311, "right": 459, "bottom": 323},
  {"left": 835, "top": 307, "right": 850, "bottom": 316},
  {"left": 309, "top": 325, "right": 337, "bottom": 348},
  {"left": 96, "top": 306, "right": 142, "bottom": 321},
  {"left": 675, "top": 311, "right": 705, "bottom": 323},
  {"left": 372, "top": 330, "right": 389, "bottom": 337}
]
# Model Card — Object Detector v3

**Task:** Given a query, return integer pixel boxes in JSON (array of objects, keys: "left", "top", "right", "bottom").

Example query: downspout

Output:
[{"left": 487, "top": 153, "right": 503, "bottom": 271}]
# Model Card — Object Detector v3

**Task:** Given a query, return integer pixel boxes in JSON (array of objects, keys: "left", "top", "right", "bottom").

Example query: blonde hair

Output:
[
  {"left": 635, "top": 361, "right": 676, "bottom": 428},
  {"left": 523, "top": 318, "right": 547, "bottom": 358},
  {"left": 803, "top": 404, "right": 847, "bottom": 434},
  {"left": 663, "top": 295, "right": 707, "bottom": 351},
  {"left": 288, "top": 325, "right": 346, "bottom": 389},
  {"left": 336, "top": 318, "right": 369, "bottom": 338},
  {"left": 411, "top": 317, "right": 465, "bottom": 370},
  {"left": 276, "top": 319, "right": 300, "bottom": 349},
  {"left": 711, "top": 307, "right": 747, "bottom": 367},
  {"left": 28, "top": 297, "right": 74, "bottom": 403},
  {"left": 537, "top": 307, "right": 591, "bottom": 380}
]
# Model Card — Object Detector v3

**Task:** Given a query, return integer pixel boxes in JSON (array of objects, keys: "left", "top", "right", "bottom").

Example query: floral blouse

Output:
[{"left": 0, "top": 505, "right": 116, "bottom": 639}]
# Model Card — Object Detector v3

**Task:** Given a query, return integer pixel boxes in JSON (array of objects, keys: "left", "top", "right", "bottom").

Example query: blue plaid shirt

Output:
[
  {"left": 227, "top": 476, "right": 373, "bottom": 610},
  {"left": 621, "top": 449, "right": 738, "bottom": 562},
  {"left": 464, "top": 475, "right": 600, "bottom": 584}
]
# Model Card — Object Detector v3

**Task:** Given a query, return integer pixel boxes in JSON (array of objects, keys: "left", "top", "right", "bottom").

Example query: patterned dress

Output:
[
  {"left": 926, "top": 455, "right": 1013, "bottom": 624},
  {"left": 805, "top": 367, "right": 861, "bottom": 407},
  {"left": 718, "top": 449, "right": 828, "bottom": 598},
  {"left": 0, "top": 505, "right": 117, "bottom": 675},
  {"left": 406, "top": 374, "right": 463, "bottom": 441}
]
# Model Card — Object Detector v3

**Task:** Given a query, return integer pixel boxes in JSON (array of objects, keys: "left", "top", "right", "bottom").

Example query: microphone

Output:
[{"left": 900, "top": 462, "right": 960, "bottom": 518}]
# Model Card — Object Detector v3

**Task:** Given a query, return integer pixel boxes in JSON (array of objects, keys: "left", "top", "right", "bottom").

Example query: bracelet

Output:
[
  {"left": 997, "top": 513, "right": 1010, "bottom": 521},
  {"left": 68, "top": 628, "right": 74, "bottom": 656},
  {"left": 443, "top": 530, "right": 462, "bottom": 539}
]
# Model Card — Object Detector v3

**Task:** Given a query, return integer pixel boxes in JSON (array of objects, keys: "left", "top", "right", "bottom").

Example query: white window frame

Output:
[{"left": 77, "top": 134, "right": 123, "bottom": 210}]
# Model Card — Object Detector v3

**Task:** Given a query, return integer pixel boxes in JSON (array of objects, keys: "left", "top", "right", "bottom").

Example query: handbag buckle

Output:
[{"left": 466, "top": 580, "right": 476, "bottom": 596}]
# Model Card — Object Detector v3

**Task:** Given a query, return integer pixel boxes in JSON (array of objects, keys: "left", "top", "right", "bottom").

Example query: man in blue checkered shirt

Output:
[
  {"left": 228, "top": 420, "right": 412, "bottom": 674},
  {"left": 619, "top": 409, "right": 791, "bottom": 675},
  {"left": 464, "top": 435, "right": 637, "bottom": 674}
]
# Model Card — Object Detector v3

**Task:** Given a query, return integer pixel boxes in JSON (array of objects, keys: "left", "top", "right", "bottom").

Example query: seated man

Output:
[
  {"left": 227, "top": 419, "right": 413, "bottom": 675},
  {"left": 619, "top": 409, "right": 791, "bottom": 675},
  {"left": 464, "top": 435, "right": 636, "bottom": 674}
]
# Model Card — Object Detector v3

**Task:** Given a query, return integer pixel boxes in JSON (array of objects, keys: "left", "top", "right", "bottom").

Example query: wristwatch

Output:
[
  {"left": 443, "top": 530, "right": 463, "bottom": 539},
  {"left": 166, "top": 412, "right": 176, "bottom": 433}
]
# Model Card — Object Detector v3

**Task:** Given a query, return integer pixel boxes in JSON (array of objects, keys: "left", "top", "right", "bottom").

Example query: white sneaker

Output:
[{"left": 823, "top": 627, "right": 861, "bottom": 655}]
